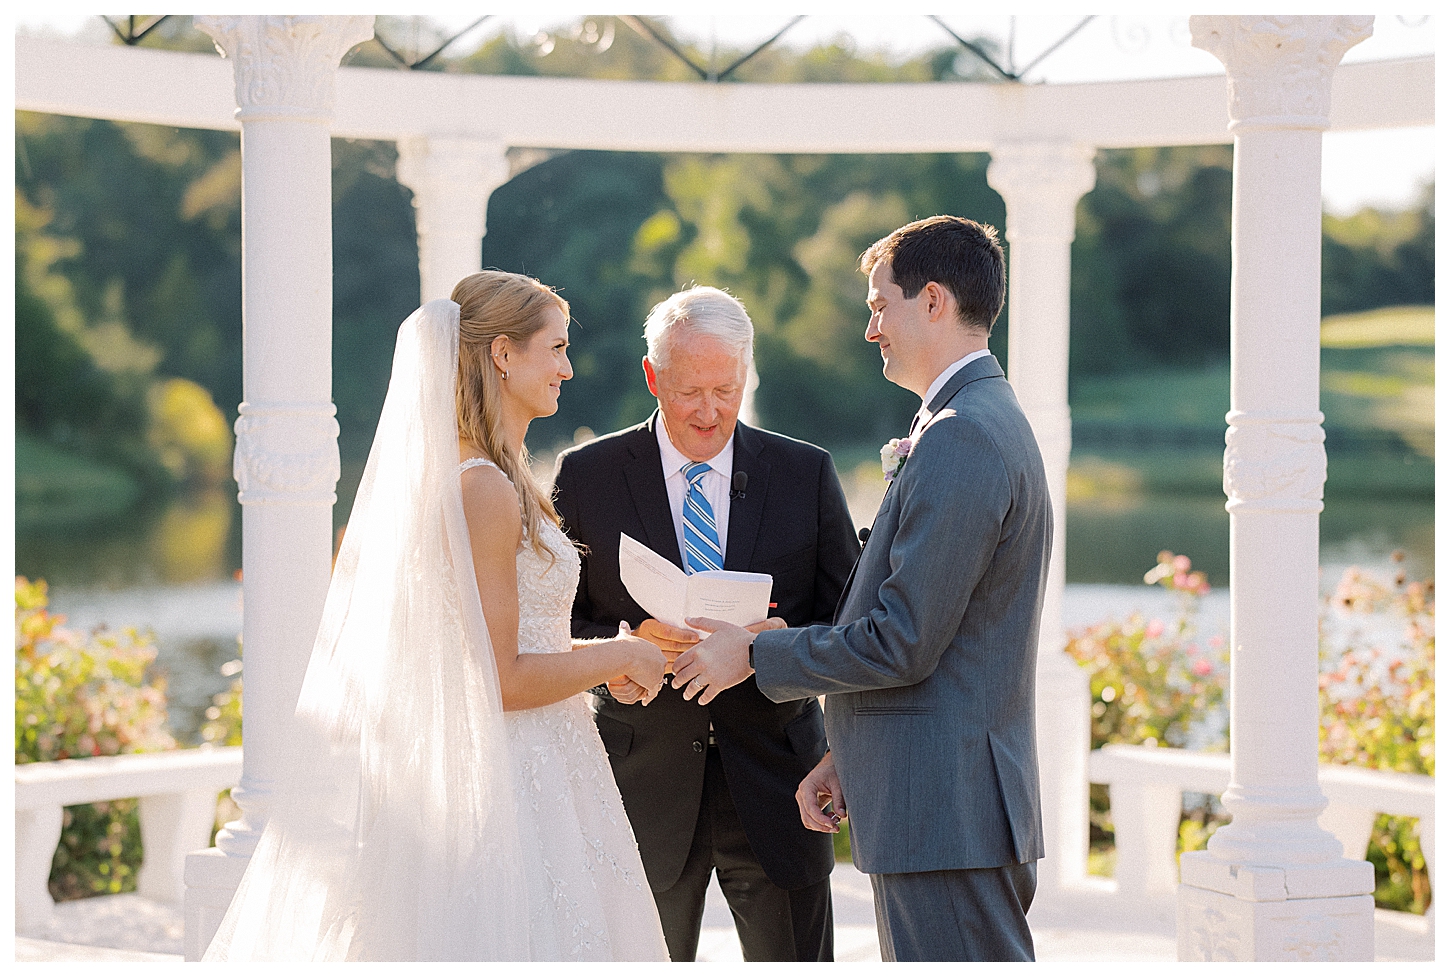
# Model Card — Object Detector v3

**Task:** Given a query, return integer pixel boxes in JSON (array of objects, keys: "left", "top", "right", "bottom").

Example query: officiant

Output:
[{"left": 552, "top": 286, "right": 860, "bottom": 962}]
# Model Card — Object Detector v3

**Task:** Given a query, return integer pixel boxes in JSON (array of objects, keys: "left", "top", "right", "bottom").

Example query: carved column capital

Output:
[
  {"left": 986, "top": 142, "right": 1097, "bottom": 243},
  {"left": 195, "top": 15, "right": 374, "bottom": 123},
  {"left": 233, "top": 402, "right": 341, "bottom": 506},
  {"left": 396, "top": 135, "right": 512, "bottom": 238},
  {"left": 397, "top": 136, "right": 514, "bottom": 301},
  {"left": 1222, "top": 410, "right": 1327, "bottom": 514},
  {"left": 1190, "top": 16, "right": 1374, "bottom": 131},
  {"left": 396, "top": 136, "right": 512, "bottom": 193}
]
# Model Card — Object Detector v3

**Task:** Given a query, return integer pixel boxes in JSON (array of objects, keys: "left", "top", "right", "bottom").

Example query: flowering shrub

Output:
[
  {"left": 1067, "top": 553, "right": 1435, "bottom": 914},
  {"left": 15, "top": 576, "right": 176, "bottom": 899},
  {"left": 1067, "top": 551, "right": 1225, "bottom": 752},
  {"left": 1319, "top": 557, "right": 1434, "bottom": 776},
  {"left": 1066, "top": 553, "right": 1226, "bottom": 875},
  {"left": 1318, "top": 555, "right": 1434, "bottom": 914},
  {"left": 200, "top": 665, "right": 243, "bottom": 748}
]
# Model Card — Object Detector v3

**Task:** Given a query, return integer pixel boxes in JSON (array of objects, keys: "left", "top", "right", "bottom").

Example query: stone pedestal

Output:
[
  {"left": 1179, "top": 15, "right": 1377, "bottom": 961},
  {"left": 986, "top": 142, "right": 1097, "bottom": 894},
  {"left": 184, "top": 14, "right": 373, "bottom": 961},
  {"left": 395, "top": 135, "right": 511, "bottom": 303}
]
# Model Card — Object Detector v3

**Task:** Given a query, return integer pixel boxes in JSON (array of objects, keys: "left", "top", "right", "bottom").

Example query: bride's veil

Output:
[{"left": 204, "top": 299, "right": 529, "bottom": 960}]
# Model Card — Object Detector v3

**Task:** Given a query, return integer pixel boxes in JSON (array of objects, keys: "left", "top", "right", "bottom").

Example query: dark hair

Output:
[{"left": 859, "top": 215, "right": 1006, "bottom": 334}]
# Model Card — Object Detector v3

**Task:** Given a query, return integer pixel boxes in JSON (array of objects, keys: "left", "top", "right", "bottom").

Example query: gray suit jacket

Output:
[{"left": 752, "top": 354, "right": 1051, "bottom": 875}]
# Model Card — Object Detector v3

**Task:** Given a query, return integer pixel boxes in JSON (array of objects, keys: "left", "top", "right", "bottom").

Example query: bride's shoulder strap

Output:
[{"left": 459, "top": 456, "right": 507, "bottom": 478}]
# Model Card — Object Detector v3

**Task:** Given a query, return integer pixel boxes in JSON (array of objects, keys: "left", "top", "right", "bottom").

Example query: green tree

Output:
[
  {"left": 1071, "top": 146, "right": 1234, "bottom": 375},
  {"left": 16, "top": 110, "right": 243, "bottom": 417},
  {"left": 1322, "top": 185, "right": 1435, "bottom": 316}
]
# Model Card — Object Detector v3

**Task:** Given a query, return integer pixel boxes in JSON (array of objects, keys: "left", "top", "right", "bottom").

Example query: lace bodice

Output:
[
  {"left": 516, "top": 521, "right": 581, "bottom": 655},
  {"left": 459, "top": 457, "right": 581, "bottom": 657}
]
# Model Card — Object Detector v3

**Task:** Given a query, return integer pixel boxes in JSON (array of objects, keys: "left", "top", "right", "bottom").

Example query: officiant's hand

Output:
[
  {"left": 635, "top": 618, "right": 701, "bottom": 670},
  {"left": 796, "top": 751, "right": 845, "bottom": 834},
  {"left": 671, "top": 617, "right": 754, "bottom": 705},
  {"left": 744, "top": 616, "right": 787, "bottom": 634}
]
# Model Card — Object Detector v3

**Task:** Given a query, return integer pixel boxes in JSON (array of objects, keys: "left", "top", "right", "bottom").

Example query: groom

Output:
[
  {"left": 671, "top": 216, "right": 1052, "bottom": 961},
  {"left": 552, "top": 286, "right": 860, "bottom": 962}
]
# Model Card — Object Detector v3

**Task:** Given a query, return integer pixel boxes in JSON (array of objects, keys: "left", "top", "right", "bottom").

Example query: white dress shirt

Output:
[
  {"left": 655, "top": 418, "right": 734, "bottom": 567},
  {"left": 912, "top": 348, "right": 993, "bottom": 434}
]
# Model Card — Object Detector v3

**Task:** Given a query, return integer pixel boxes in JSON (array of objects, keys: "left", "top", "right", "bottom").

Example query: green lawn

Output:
[
  {"left": 1320, "top": 305, "right": 1434, "bottom": 348},
  {"left": 1066, "top": 305, "right": 1433, "bottom": 499}
]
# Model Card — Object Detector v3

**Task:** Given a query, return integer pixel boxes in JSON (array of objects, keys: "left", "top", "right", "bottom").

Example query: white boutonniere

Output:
[{"left": 880, "top": 437, "right": 913, "bottom": 484}]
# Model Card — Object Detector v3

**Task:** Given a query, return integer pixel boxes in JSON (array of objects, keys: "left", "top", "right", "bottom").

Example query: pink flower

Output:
[
  {"left": 1145, "top": 619, "right": 1165, "bottom": 638},
  {"left": 1192, "top": 660, "right": 1214, "bottom": 677},
  {"left": 1173, "top": 571, "right": 1189, "bottom": 589},
  {"left": 895, "top": 439, "right": 913, "bottom": 458},
  {"left": 1173, "top": 555, "right": 1192, "bottom": 572},
  {"left": 1208, "top": 635, "right": 1225, "bottom": 648}
]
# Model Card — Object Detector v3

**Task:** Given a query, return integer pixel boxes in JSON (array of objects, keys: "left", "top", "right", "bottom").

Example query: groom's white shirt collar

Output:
[
  {"left": 655, "top": 415, "right": 734, "bottom": 564},
  {"left": 915, "top": 348, "right": 992, "bottom": 432}
]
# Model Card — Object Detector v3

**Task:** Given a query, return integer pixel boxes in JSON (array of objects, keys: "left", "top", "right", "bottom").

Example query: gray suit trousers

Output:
[{"left": 870, "top": 861, "right": 1037, "bottom": 961}]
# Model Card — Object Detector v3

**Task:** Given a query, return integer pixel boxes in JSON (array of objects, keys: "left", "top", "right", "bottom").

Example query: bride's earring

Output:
[{"left": 501, "top": 369, "right": 509, "bottom": 380}]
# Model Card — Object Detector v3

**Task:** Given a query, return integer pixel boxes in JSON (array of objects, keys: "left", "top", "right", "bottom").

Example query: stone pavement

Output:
[{"left": 14, "top": 862, "right": 1433, "bottom": 962}]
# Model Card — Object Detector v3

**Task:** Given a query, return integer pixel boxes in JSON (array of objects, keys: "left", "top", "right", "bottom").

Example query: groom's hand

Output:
[
  {"left": 796, "top": 751, "right": 845, "bottom": 833},
  {"left": 671, "top": 617, "right": 754, "bottom": 705}
]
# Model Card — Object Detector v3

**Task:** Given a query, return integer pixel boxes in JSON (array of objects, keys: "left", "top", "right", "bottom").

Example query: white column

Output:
[
  {"left": 184, "top": 15, "right": 373, "bottom": 961},
  {"left": 1178, "top": 15, "right": 1377, "bottom": 962},
  {"left": 986, "top": 142, "right": 1097, "bottom": 897},
  {"left": 395, "top": 136, "right": 511, "bottom": 303}
]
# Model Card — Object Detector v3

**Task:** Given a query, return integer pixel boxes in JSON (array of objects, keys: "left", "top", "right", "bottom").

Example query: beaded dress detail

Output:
[{"left": 459, "top": 457, "right": 667, "bottom": 961}]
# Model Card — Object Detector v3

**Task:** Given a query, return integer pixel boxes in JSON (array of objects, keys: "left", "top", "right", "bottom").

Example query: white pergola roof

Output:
[{"left": 15, "top": 35, "right": 1433, "bottom": 151}]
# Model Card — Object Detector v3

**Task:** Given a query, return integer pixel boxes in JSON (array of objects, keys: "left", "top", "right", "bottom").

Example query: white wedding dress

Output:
[
  {"left": 469, "top": 458, "right": 667, "bottom": 961},
  {"left": 202, "top": 299, "right": 665, "bottom": 961}
]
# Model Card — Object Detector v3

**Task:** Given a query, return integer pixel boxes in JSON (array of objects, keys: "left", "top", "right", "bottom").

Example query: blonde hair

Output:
[{"left": 452, "top": 270, "right": 570, "bottom": 559}]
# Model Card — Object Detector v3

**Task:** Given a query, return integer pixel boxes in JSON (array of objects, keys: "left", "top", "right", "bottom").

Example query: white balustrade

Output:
[
  {"left": 1089, "top": 744, "right": 1434, "bottom": 923},
  {"left": 14, "top": 748, "right": 243, "bottom": 933}
]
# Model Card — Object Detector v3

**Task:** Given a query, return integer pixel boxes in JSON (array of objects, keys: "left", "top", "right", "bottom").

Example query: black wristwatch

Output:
[{"left": 748, "top": 639, "right": 755, "bottom": 670}]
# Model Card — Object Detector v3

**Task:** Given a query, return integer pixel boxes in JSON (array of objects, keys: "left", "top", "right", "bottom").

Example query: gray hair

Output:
[{"left": 643, "top": 286, "right": 754, "bottom": 371}]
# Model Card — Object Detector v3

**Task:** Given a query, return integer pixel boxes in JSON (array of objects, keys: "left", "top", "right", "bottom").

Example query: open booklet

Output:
[{"left": 618, "top": 533, "right": 774, "bottom": 632}]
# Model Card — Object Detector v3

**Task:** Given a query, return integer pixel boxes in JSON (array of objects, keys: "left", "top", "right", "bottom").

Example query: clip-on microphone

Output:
[{"left": 729, "top": 471, "right": 748, "bottom": 500}]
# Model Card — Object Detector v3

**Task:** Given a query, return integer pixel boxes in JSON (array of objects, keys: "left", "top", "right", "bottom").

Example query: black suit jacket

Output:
[{"left": 552, "top": 414, "right": 860, "bottom": 891}]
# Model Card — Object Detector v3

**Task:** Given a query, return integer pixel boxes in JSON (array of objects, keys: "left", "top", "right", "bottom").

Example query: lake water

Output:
[{"left": 20, "top": 480, "right": 1432, "bottom": 744}]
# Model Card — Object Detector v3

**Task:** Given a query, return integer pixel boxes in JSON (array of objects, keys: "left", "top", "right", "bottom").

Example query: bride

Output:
[{"left": 203, "top": 271, "right": 670, "bottom": 961}]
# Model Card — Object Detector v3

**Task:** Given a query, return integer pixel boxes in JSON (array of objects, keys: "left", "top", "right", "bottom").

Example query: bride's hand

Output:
[{"left": 620, "top": 635, "right": 668, "bottom": 705}]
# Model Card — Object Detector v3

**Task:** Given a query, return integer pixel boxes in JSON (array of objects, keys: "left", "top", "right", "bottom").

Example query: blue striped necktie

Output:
[{"left": 682, "top": 462, "right": 723, "bottom": 574}]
